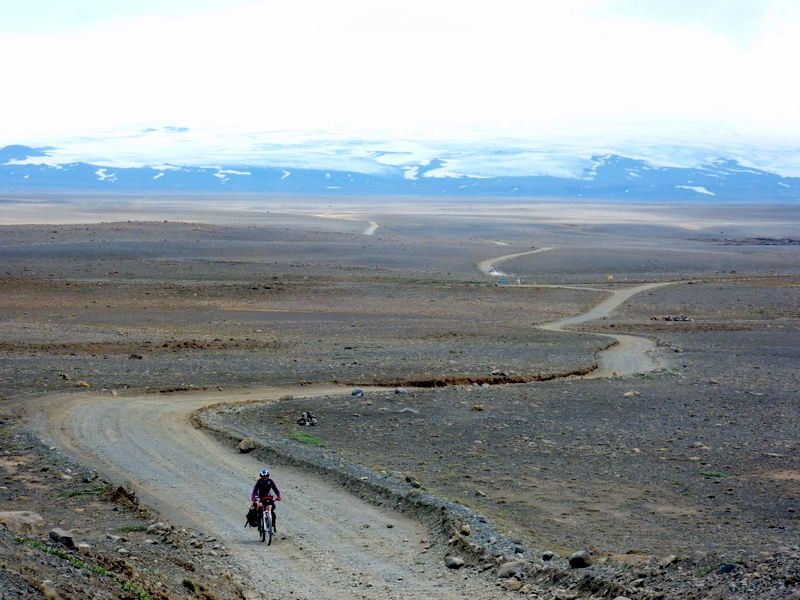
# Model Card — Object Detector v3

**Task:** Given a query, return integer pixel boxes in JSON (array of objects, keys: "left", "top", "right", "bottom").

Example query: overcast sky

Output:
[{"left": 2, "top": 0, "right": 799, "bottom": 142}]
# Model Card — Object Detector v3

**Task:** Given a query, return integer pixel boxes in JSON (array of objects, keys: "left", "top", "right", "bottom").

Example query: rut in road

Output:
[{"left": 39, "top": 387, "right": 511, "bottom": 600}]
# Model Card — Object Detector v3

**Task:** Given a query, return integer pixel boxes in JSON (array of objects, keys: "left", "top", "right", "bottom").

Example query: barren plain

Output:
[{"left": 1, "top": 196, "right": 799, "bottom": 600}]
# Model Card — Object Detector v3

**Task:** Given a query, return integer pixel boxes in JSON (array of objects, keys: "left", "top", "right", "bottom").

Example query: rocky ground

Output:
[{"left": 1, "top": 206, "right": 800, "bottom": 599}]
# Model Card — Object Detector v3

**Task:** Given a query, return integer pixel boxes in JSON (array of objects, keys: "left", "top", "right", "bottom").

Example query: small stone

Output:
[
  {"left": 502, "top": 578, "right": 523, "bottom": 591},
  {"left": 497, "top": 559, "right": 526, "bottom": 578},
  {"left": 394, "top": 387, "right": 408, "bottom": 394},
  {"left": 568, "top": 550, "right": 592, "bottom": 568},
  {"left": 74, "top": 381, "right": 90, "bottom": 388},
  {"left": 460, "top": 523, "right": 471, "bottom": 535},
  {"left": 49, "top": 527, "right": 76, "bottom": 549},
  {"left": 237, "top": 438, "right": 257, "bottom": 453},
  {"left": 146, "top": 522, "right": 171, "bottom": 534},
  {"left": 445, "top": 556, "right": 465, "bottom": 569},
  {"left": 542, "top": 551, "right": 555, "bottom": 561},
  {"left": 659, "top": 554, "right": 678, "bottom": 567},
  {"left": 351, "top": 387, "right": 364, "bottom": 397}
]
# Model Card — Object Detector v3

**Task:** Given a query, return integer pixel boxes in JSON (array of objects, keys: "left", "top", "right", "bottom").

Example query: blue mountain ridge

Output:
[{"left": 1, "top": 144, "right": 798, "bottom": 201}]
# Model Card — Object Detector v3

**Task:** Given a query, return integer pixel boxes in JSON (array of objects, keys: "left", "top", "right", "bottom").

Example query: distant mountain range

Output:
[{"left": 2, "top": 139, "right": 798, "bottom": 201}]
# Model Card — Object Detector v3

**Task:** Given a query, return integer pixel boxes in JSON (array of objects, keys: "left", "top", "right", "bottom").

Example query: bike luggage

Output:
[{"left": 246, "top": 506, "right": 259, "bottom": 528}]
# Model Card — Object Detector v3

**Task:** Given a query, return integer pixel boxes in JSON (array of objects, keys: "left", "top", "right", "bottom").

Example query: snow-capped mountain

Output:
[{"left": 2, "top": 128, "right": 799, "bottom": 201}]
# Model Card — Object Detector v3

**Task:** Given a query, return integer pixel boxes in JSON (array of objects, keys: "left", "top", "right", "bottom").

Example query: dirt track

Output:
[{"left": 36, "top": 385, "right": 513, "bottom": 600}]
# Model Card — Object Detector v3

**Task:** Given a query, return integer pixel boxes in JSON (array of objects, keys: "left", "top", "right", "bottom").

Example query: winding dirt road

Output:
[
  {"left": 538, "top": 281, "right": 677, "bottom": 377},
  {"left": 477, "top": 247, "right": 553, "bottom": 276},
  {"left": 477, "top": 247, "right": 677, "bottom": 377},
  {"left": 29, "top": 246, "right": 677, "bottom": 599}
]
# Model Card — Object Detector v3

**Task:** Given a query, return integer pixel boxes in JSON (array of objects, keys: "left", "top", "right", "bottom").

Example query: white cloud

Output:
[{"left": 2, "top": 0, "right": 800, "bottom": 146}]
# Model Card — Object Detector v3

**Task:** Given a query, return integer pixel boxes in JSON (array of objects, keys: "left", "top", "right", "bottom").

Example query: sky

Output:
[
  {"left": 2, "top": 0, "right": 799, "bottom": 139},
  {"left": 3, "top": 0, "right": 800, "bottom": 180}
]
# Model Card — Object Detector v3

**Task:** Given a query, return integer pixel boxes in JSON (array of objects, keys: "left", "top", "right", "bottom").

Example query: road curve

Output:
[
  {"left": 537, "top": 281, "right": 677, "bottom": 377},
  {"left": 35, "top": 386, "right": 510, "bottom": 600},
  {"left": 479, "top": 246, "right": 676, "bottom": 377},
  {"left": 476, "top": 247, "right": 554, "bottom": 276}
]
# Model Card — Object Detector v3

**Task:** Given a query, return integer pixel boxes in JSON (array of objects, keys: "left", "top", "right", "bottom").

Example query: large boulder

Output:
[{"left": 0, "top": 511, "right": 46, "bottom": 535}]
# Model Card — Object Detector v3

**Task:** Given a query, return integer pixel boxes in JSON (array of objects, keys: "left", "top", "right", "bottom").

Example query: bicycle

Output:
[{"left": 256, "top": 495, "right": 277, "bottom": 544}]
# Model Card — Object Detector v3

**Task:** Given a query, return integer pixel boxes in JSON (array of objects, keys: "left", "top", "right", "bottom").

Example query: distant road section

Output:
[
  {"left": 477, "top": 247, "right": 554, "bottom": 276},
  {"left": 538, "top": 281, "right": 678, "bottom": 377},
  {"left": 364, "top": 221, "right": 379, "bottom": 235}
]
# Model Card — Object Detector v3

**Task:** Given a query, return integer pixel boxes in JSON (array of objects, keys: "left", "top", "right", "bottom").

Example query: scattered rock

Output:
[
  {"left": 74, "top": 381, "right": 90, "bottom": 388},
  {"left": 445, "top": 555, "right": 465, "bottom": 569},
  {"left": 405, "top": 475, "right": 421, "bottom": 488},
  {"left": 351, "top": 387, "right": 364, "bottom": 397},
  {"left": 623, "top": 390, "right": 640, "bottom": 397},
  {"left": 471, "top": 404, "right": 485, "bottom": 411},
  {"left": 128, "top": 354, "right": 144, "bottom": 360},
  {"left": 147, "top": 522, "right": 171, "bottom": 534},
  {"left": 568, "top": 550, "right": 592, "bottom": 568},
  {"left": 542, "top": 550, "right": 555, "bottom": 561},
  {"left": 497, "top": 559, "right": 526, "bottom": 578},
  {"left": 459, "top": 523, "right": 471, "bottom": 535},
  {"left": 0, "top": 511, "right": 46, "bottom": 535},
  {"left": 394, "top": 387, "right": 408, "bottom": 394},
  {"left": 502, "top": 578, "right": 523, "bottom": 591},
  {"left": 49, "top": 527, "right": 76, "bottom": 549},
  {"left": 238, "top": 438, "right": 258, "bottom": 453}
]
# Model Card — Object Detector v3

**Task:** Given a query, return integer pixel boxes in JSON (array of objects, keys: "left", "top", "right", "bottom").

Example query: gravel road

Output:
[{"left": 35, "top": 386, "right": 512, "bottom": 600}]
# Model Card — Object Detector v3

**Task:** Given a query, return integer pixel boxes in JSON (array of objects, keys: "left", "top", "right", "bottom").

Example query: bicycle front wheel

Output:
[{"left": 259, "top": 512, "right": 267, "bottom": 543}]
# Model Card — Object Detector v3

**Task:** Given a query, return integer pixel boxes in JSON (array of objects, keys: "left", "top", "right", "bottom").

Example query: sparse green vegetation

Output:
[
  {"left": 115, "top": 524, "right": 149, "bottom": 533},
  {"left": 287, "top": 431, "right": 323, "bottom": 446},
  {"left": 13, "top": 536, "right": 151, "bottom": 599},
  {"left": 55, "top": 484, "right": 112, "bottom": 498}
]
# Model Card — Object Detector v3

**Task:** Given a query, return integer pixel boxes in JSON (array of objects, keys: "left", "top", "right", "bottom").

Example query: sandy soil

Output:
[{"left": 1, "top": 196, "right": 799, "bottom": 599}]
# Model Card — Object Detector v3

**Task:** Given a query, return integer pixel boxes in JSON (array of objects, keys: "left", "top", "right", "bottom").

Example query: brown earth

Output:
[{"left": 1, "top": 198, "right": 800, "bottom": 599}]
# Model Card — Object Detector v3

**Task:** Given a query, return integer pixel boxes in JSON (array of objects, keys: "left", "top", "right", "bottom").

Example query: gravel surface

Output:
[{"left": 2, "top": 202, "right": 800, "bottom": 599}]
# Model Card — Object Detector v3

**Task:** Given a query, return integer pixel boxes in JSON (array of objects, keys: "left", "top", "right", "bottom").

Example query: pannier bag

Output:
[{"left": 246, "top": 506, "right": 259, "bottom": 528}]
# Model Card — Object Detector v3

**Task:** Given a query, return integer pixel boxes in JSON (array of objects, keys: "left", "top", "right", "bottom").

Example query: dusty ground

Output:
[{"left": 1, "top": 197, "right": 799, "bottom": 599}]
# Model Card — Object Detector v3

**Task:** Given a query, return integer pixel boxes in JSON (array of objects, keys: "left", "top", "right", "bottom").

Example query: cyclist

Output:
[{"left": 251, "top": 469, "right": 281, "bottom": 530}]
